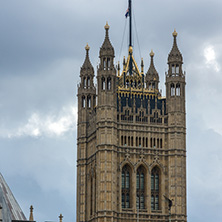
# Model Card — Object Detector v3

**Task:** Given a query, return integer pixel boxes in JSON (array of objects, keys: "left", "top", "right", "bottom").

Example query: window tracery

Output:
[{"left": 122, "top": 165, "right": 131, "bottom": 209}]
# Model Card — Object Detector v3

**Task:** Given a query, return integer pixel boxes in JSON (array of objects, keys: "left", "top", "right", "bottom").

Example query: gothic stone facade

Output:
[{"left": 77, "top": 23, "right": 186, "bottom": 222}]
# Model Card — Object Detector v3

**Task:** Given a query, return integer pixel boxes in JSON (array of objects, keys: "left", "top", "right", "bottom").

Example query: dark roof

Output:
[{"left": 0, "top": 173, "right": 27, "bottom": 222}]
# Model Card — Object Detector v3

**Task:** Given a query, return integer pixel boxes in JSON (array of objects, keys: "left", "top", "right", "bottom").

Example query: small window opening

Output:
[
  {"left": 82, "top": 96, "right": 86, "bottom": 108},
  {"left": 171, "top": 83, "right": 175, "bottom": 96},
  {"left": 102, "top": 77, "right": 105, "bottom": 90},
  {"left": 107, "top": 58, "right": 110, "bottom": 70},
  {"left": 176, "top": 83, "right": 180, "bottom": 96},
  {"left": 176, "top": 64, "right": 179, "bottom": 74},
  {"left": 107, "top": 77, "right": 111, "bottom": 90},
  {"left": 172, "top": 64, "right": 175, "bottom": 74}
]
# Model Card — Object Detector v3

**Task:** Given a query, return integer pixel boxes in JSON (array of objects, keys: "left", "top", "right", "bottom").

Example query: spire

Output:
[
  {"left": 80, "top": 43, "right": 94, "bottom": 75},
  {"left": 168, "top": 29, "right": 183, "bottom": 63},
  {"left": 29, "top": 205, "right": 34, "bottom": 221},
  {"left": 99, "top": 22, "right": 114, "bottom": 58}
]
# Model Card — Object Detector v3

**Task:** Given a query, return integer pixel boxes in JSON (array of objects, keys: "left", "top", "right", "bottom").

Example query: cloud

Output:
[
  {"left": 0, "top": 105, "right": 77, "bottom": 138},
  {"left": 204, "top": 45, "right": 220, "bottom": 72}
]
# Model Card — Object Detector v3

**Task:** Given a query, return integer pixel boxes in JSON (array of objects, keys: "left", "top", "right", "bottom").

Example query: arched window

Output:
[
  {"left": 160, "top": 138, "right": 163, "bottom": 148},
  {"left": 82, "top": 96, "right": 86, "bottom": 108},
  {"left": 157, "top": 138, "right": 159, "bottom": 148},
  {"left": 176, "top": 83, "right": 180, "bottom": 96},
  {"left": 102, "top": 77, "right": 105, "bottom": 90},
  {"left": 171, "top": 83, "right": 175, "bottom": 96},
  {"left": 107, "top": 77, "right": 111, "bottom": 90},
  {"left": 87, "top": 77, "right": 90, "bottom": 88},
  {"left": 107, "top": 58, "right": 110, "bottom": 70},
  {"left": 121, "top": 136, "right": 123, "bottom": 146},
  {"left": 172, "top": 64, "right": 175, "bottom": 74},
  {"left": 87, "top": 96, "right": 91, "bottom": 108},
  {"left": 176, "top": 64, "right": 179, "bottom": 74},
  {"left": 136, "top": 166, "right": 145, "bottom": 209},
  {"left": 146, "top": 138, "right": 148, "bottom": 147},
  {"left": 150, "top": 137, "right": 153, "bottom": 148},
  {"left": 122, "top": 165, "right": 131, "bottom": 209},
  {"left": 151, "top": 167, "right": 160, "bottom": 211},
  {"left": 136, "top": 137, "right": 138, "bottom": 146},
  {"left": 83, "top": 77, "right": 86, "bottom": 88},
  {"left": 128, "top": 137, "right": 130, "bottom": 146},
  {"left": 124, "top": 136, "right": 127, "bottom": 146},
  {"left": 103, "top": 58, "right": 106, "bottom": 70},
  {"left": 93, "top": 95, "right": 96, "bottom": 107},
  {"left": 131, "top": 137, "right": 133, "bottom": 146}
]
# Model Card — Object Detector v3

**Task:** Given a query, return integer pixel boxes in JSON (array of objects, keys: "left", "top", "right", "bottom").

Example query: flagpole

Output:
[
  {"left": 129, "top": 0, "right": 132, "bottom": 47},
  {"left": 128, "top": 0, "right": 133, "bottom": 76}
]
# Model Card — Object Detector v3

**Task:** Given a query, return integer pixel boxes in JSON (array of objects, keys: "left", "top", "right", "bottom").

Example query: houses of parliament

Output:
[{"left": 77, "top": 2, "right": 187, "bottom": 221}]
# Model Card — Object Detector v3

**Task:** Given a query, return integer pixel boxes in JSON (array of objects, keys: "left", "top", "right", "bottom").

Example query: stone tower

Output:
[{"left": 77, "top": 22, "right": 186, "bottom": 222}]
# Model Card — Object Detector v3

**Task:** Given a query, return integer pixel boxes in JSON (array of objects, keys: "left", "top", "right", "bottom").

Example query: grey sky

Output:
[{"left": 0, "top": 0, "right": 222, "bottom": 221}]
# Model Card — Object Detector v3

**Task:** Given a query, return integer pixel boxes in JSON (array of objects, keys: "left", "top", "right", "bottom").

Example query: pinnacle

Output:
[
  {"left": 81, "top": 44, "right": 94, "bottom": 75},
  {"left": 100, "top": 22, "right": 114, "bottom": 57},
  {"left": 146, "top": 49, "right": 159, "bottom": 79},
  {"left": 168, "top": 29, "right": 183, "bottom": 63}
]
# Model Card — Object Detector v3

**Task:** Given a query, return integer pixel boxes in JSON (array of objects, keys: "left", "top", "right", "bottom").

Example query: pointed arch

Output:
[
  {"left": 176, "top": 83, "right": 180, "bottom": 96},
  {"left": 151, "top": 166, "right": 160, "bottom": 211},
  {"left": 83, "top": 77, "right": 86, "bottom": 88},
  {"left": 82, "top": 96, "right": 86, "bottom": 108},
  {"left": 103, "top": 58, "right": 106, "bottom": 70},
  {"left": 107, "top": 58, "right": 111, "bottom": 70},
  {"left": 171, "top": 83, "right": 175, "bottom": 96},
  {"left": 121, "top": 164, "right": 132, "bottom": 209},
  {"left": 136, "top": 165, "right": 146, "bottom": 209},
  {"left": 87, "top": 96, "right": 91, "bottom": 108},
  {"left": 87, "top": 77, "right": 90, "bottom": 88},
  {"left": 107, "top": 77, "right": 111, "bottom": 90},
  {"left": 176, "top": 64, "right": 179, "bottom": 74},
  {"left": 101, "top": 77, "right": 105, "bottom": 90},
  {"left": 172, "top": 64, "right": 176, "bottom": 74}
]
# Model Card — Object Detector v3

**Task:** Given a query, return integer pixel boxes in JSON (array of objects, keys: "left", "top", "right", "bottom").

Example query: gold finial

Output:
[
  {"left": 29, "top": 205, "right": 34, "bottom": 221},
  {"left": 85, "top": 43, "right": 90, "bottom": 51},
  {"left": 104, "top": 21, "right": 110, "bottom": 30},
  {"left": 59, "top": 214, "right": 63, "bottom": 222},
  {"left": 129, "top": 46, "right": 133, "bottom": 54},
  {"left": 150, "top": 49, "right": 154, "bottom": 57},
  {"left": 173, "top": 29, "right": 178, "bottom": 37}
]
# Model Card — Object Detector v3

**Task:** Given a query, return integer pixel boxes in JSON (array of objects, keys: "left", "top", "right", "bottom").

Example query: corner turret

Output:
[
  {"left": 78, "top": 44, "right": 96, "bottom": 110},
  {"left": 97, "top": 22, "right": 116, "bottom": 106},
  {"left": 168, "top": 29, "right": 183, "bottom": 76}
]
